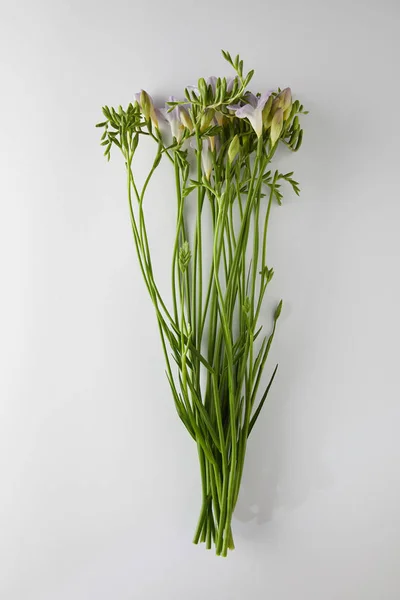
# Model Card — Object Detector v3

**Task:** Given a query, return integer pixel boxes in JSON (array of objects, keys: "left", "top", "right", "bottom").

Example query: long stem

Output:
[{"left": 111, "top": 99, "right": 294, "bottom": 556}]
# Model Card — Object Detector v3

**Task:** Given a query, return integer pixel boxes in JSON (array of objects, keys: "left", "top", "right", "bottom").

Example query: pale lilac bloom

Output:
[
  {"left": 164, "top": 96, "right": 184, "bottom": 142},
  {"left": 190, "top": 138, "right": 213, "bottom": 180},
  {"left": 228, "top": 92, "right": 272, "bottom": 138},
  {"left": 201, "top": 139, "right": 213, "bottom": 180}
]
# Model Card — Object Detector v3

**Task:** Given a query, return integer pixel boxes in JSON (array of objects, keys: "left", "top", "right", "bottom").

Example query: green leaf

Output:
[
  {"left": 243, "top": 69, "right": 254, "bottom": 86},
  {"left": 185, "top": 377, "right": 221, "bottom": 452},
  {"left": 222, "top": 49, "right": 232, "bottom": 64},
  {"left": 102, "top": 106, "right": 111, "bottom": 119},
  {"left": 182, "top": 185, "right": 196, "bottom": 197},
  {"left": 248, "top": 364, "right": 278, "bottom": 436},
  {"left": 294, "top": 129, "right": 303, "bottom": 151}
]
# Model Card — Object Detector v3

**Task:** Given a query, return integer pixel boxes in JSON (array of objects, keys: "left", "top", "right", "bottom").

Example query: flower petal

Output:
[
  {"left": 154, "top": 107, "right": 166, "bottom": 123},
  {"left": 226, "top": 103, "right": 243, "bottom": 111},
  {"left": 248, "top": 109, "right": 263, "bottom": 137},
  {"left": 257, "top": 91, "right": 272, "bottom": 111},
  {"left": 233, "top": 104, "right": 255, "bottom": 119},
  {"left": 244, "top": 92, "right": 258, "bottom": 108}
]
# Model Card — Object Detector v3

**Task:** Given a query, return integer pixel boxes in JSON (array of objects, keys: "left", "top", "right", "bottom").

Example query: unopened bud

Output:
[
  {"left": 201, "top": 140, "right": 213, "bottom": 180},
  {"left": 262, "top": 95, "right": 274, "bottom": 128},
  {"left": 140, "top": 90, "right": 152, "bottom": 120},
  {"left": 280, "top": 88, "right": 292, "bottom": 111},
  {"left": 215, "top": 111, "right": 228, "bottom": 127},
  {"left": 274, "top": 299, "right": 283, "bottom": 320},
  {"left": 271, "top": 88, "right": 292, "bottom": 122},
  {"left": 180, "top": 107, "right": 194, "bottom": 132},
  {"left": 200, "top": 109, "right": 215, "bottom": 132},
  {"left": 281, "top": 88, "right": 292, "bottom": 120},
  {"left": 270, "top": 108, "right": 283, "bottom": 146},
  {"left": 228, "top": 134, "right": 240, "bottom": 163}
]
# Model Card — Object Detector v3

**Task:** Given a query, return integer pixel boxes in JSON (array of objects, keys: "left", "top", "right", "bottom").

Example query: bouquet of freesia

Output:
[{"left": 97, "top": 51, "right": 306, "bottom": 556}]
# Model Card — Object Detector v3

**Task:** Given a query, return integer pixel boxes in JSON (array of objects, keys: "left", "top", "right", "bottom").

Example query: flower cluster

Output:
[{"left": 127, "top": 70, "right": 305, "bottom": 184}]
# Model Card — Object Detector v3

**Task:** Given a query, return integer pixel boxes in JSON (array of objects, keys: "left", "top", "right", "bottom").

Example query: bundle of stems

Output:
[{"left": 97, "top": 51, "right": 306, "bottom": 556}]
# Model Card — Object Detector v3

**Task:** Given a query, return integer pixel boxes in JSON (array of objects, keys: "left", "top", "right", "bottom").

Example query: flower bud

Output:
[
  {"left": 280, "top": 88, "right": 292, "bottom": 111},
  {"left": 274, "top": 299, "right": 283, "bottom": 320},
  {"left": 201, "top": 140, "right": 213, "bottom": 180},
  {"left": 140, "top": 90, "right": 152, "bottom": 120},
  {"left": 200, "top": 109, "right": 215, "bottom": 132},
  {"left": 262, "top": 95, "right": 274, "bottom": 128},
  {"left": 228, "top": 134, "right": 240, "bottom": 163},
  {"left": 136, "top": 90, "right": 160, "bottom": 128},
  {"left": 180, "top": 107, "right": 194, "bottom": 132},
  {"left": 270, "top": 108, "right": 283, "bottom": 146},
  {"left": 272, "top": 88, "right": 292, "bottom": 122},
  {"left": 281, "top": 88, "right": 292, "bottom": 120},
  {"left": 215, "top": 111, "right": 228, "bottom": 127}
]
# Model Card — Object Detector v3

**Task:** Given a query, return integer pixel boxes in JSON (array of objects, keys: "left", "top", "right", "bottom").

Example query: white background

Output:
[{"left": 1, "top": 0, "right": 400, "bottom": 598}]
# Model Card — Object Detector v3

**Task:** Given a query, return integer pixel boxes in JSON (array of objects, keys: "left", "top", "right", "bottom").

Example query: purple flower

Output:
[
  {"left": 190, "top": 138, "right": 213, "bottom": 180},
  {"left": 228, "top": 92, "right": 272, "bottom": 138},
  {"left": 201, "top": 139, "right": 213, "bottom": 180},
  {"left": 164, "top": 96, "right": 185, "bottom": 142}
]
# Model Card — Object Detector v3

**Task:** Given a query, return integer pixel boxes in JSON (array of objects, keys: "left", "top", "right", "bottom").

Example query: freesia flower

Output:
[
  {"left": 189, "top": 138, "right": 213, "bottom": 180},
  {"left": 164, "top": 96, "right": 185, "bottom": 142},
  {"left": 134, "top": 90, "right": 163, "bottom": 129},
  {"left": 98, "top": 50, "right": 307, "bottom": 558},
  {"left": 201, "top": 139, "right": 213, "bottom": 180},
  {"left": 228, "top": 92, "right": 271, "bottom": 138}
]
